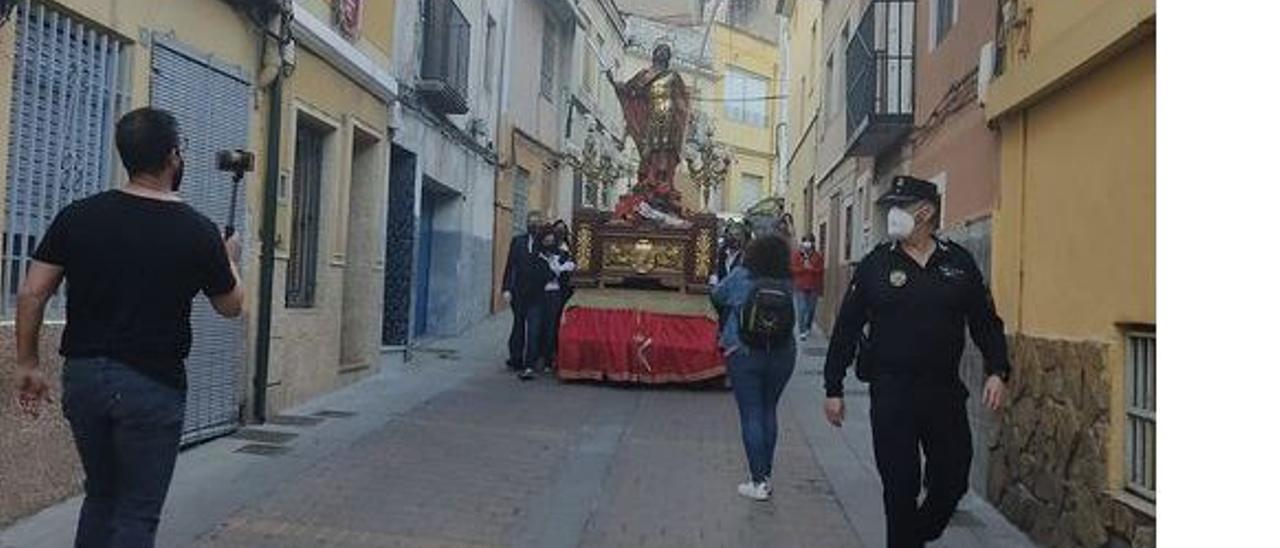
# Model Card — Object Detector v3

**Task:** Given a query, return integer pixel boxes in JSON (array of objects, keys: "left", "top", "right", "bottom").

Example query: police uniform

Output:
[{"left": 822, "top": 176, "right": 1011, "bottom": 548}]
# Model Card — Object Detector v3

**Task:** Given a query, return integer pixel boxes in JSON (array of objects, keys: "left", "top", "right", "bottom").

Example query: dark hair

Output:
[
  {"left": 115, "top": 108, "right": 181, "bottom": 177},
  {"left": 802, "top": 233, "right": 816, "bottom": 243},
  {"left": 744, "top": 235, "right": 791, "bottom": 279}
]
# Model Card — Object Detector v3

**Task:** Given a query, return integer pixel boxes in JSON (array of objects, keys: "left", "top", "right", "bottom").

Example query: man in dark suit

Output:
[
  {"left": 502, "top": 210, "right": 546, "bottom": 371},
  {"left": 711, "top": 221, "right": 749, "bottom": 331}
]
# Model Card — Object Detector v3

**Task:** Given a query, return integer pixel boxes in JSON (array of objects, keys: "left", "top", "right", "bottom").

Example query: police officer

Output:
[{"left": 821, "top": 176, "right": 1011, "bottom": 548}]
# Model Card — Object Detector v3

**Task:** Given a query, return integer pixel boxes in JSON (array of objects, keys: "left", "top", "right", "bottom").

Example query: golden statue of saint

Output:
[{"left": 608, "top": 44, "right": 692, "bottom": 221}]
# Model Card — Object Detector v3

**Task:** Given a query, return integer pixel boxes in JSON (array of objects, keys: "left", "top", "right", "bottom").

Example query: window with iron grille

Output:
[
  {"left": 3, "top": 1, "right": 129, "bottom": 318},
  {"left": 540, "top": 17, "right": 557, "bottom": 99},
  {"left": 420, "top": 0, "right": 470, "bottom": 114},
  {"left": 286, "top": 121, "right": 326, "bottom": 309},
  {"left": 818, "top": 221, "right": 828, "bottom": 257},
  {"left": 1125, "top": 330, "right": 1156, "bottom": 501},
  {"left": 932, "top": 0, "right": 955, "bottom": 49},
  {"left": 724, "top": 68, "right": 768, "bottom": 128}
]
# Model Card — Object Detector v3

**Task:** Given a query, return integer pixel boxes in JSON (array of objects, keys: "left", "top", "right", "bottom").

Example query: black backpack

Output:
[{"left": 739, "top": 278, "right": 795, "bottom": 349}]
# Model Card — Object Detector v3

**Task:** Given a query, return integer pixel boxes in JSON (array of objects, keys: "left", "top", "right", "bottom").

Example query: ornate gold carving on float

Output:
[
  {"left": 603, "top": 238, "right": 685, "bottom": 275},
  {"left": 575, "top": 225, "right": 594, "bottom": 270},
  {"left": 694, "top": 228, "right": 713, "bottom": 278}
]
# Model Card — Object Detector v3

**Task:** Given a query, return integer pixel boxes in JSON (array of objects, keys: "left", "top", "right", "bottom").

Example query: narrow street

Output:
[{"left": 2, "top": 314, "right": 1032, "bottom": 548}]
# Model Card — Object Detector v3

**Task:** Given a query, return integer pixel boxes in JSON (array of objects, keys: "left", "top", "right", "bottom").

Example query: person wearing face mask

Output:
[
  {"left": 821, "top": 176, "right": 1011, "bottom": 548},
  {"left": 548, "top": 220, "right": 575, "bottom": 369},
  {"left": 14, "top": 108, "right": 243, "bottom": 548},
  {"left": 789, "top": 234, "right": 825, "bottom": 341},
  {"left": 711, "top": 223, "right": 749, "bottom": 332},
  {"left": 518, "top": 225, "right": 577, "bottom": 380},
  {"left": 502, "top": 211, "right": 547, "bottom": 372}
]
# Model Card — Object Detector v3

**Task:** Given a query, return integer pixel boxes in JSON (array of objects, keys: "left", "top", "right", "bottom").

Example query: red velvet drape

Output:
[{"left": 557, "top": 307, "right": 725, "bottom": 383}]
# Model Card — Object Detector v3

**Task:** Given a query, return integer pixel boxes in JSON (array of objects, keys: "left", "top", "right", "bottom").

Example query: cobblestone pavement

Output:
[{"left": 3, "top": 313, "right": 1036, "bottom": 548}]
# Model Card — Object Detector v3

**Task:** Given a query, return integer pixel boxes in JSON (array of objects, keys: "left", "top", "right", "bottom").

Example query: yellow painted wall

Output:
[
  {"left": 783, "top": 0, "right": 823, "bottom": 233},
  {"left": 296, "top": 0, "right": 395, "bottom": 66},
  {"left": 710, "top": 23, "right": 779, "bottom": 211},
  {"left": 269, "top": 44, "right": 390, "bottom": 412},
  {"left": 991, "top": 32, "right": 1155, "bottom": 490}
]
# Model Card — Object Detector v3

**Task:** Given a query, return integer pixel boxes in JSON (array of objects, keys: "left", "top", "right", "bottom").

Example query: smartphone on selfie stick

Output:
[{"left": 216, "top": 150, "right": 255, "bottom": 239}]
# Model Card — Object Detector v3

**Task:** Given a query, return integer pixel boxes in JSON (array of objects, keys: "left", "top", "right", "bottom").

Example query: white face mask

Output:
[
  {"left": 887, "top": 206, "right": 916, "bottom": 241},
  {"left": 801, "top": 241, "right": 814, "bottom": 251}
]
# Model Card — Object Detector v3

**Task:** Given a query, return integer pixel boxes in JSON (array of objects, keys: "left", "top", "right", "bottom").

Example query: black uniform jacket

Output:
[{"left": 822, "top": 239, "right": 1012, "bottom": 397}]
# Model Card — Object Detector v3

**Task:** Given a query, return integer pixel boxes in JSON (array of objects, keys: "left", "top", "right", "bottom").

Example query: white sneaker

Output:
[{"left": 737, "top": 481, "right": 771, "bottom": 501}]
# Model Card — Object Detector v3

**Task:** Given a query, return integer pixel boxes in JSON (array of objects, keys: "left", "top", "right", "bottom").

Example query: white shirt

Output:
[{"left": 542, "top": 252, "right": 576, "bottom": 291}]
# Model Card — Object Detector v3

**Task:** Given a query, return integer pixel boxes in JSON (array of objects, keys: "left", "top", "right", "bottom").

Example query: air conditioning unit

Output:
[{"left": 978, "top": 41, "right": 996, "bottom": 106}]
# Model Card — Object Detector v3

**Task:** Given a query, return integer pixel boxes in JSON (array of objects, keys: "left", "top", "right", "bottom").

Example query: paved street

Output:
[{"left": 1, "top": 313, "right": 1034, "bottom": 548}]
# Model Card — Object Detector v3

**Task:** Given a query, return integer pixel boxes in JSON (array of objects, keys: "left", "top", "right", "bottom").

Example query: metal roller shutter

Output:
[
  {"left": 3, "top": 0, "right": 127, "bottom": 315},
  {"left": 148, "top": 37, "right": 251, "bottom": 444}
]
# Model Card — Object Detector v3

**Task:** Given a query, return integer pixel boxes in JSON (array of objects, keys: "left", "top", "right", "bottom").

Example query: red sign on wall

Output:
[{"left": 336, "top": 0, "right": 363, "bottom": 39}]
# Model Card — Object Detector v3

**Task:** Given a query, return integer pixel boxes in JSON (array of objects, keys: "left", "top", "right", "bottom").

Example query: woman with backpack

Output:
[{"left": 711, "top": 234, "right": 797, "bottom": 501}]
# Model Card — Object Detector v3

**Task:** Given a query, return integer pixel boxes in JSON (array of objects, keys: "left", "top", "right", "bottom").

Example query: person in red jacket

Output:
[{"left": 790, "top": 233, "right": 824, "bottom": 340}]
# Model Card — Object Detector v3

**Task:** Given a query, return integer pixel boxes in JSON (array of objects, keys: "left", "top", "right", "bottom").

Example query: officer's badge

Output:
[
  {"left": 938, "top": 265, "right": 966, "bottom": 279},
  {"left": 889, "top": 270, "right": 908, "bottom": 287}
]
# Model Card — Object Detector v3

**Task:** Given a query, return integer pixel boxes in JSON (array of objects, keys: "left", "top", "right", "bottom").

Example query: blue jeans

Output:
[
  {"left": 727, "top": 345, "right": 797, "bottom": 483},
  {"left": 61, "top": 358, "right": 185, "bottom": 548},
  {"left": 795, "top": 290, "right": 819, "bottom": 334}
]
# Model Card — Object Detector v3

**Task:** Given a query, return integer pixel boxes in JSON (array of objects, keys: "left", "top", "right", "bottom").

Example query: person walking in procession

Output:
[
  {"left": 548, "top": 220, "right": 576, "bottom": 370},
  {"left": 790, "top": 233, "right": 825, "bottom": 341},
  {"left": 14, "top": 108, "right": 244, "bottom": 548},
  {"left": 519, "top": 225, "right": 576, "bottom": 380},
  {"left": 712, "top": 235, "right": 797, "bottom": 502},
  {"left": 502, "top": 211, "right": 547, "bottom": 372},
  {"left": 822, "top": 176, "right": 1011, "bottom": 547}
]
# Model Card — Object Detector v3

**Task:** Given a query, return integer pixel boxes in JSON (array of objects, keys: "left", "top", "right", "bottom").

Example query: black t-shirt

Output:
[{"left": 33, "top": 190, "right": 237, "bottom": 389}]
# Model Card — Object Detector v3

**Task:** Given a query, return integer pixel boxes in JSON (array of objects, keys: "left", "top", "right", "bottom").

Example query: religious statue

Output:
[{"left": 608, "top": 44, "right": 692, "bottom": 225}]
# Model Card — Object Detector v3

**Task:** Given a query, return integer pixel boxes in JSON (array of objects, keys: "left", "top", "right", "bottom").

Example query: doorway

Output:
[{"left": 382, "top": 146, "right": 416, "bottom": 347}]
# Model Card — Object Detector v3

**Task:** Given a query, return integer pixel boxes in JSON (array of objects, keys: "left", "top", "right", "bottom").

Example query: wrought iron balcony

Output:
[
  {"left": 417, "top": 0, "right": 470, "bottom": 115},
  {"left": 846, "top": 0, "right": 916, "bottom": 157}
]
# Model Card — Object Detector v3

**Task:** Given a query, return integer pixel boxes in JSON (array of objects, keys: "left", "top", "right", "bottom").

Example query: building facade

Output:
[
  {"left": 778, "top": 0, "right": 822, "bottom": 237},
  {"left": 265, "top": 0, "right": 396, "bottom": 413},
  {"left": 983, "top": 1, "right": 1156, "bottom": 546},
  {"left": 386, "top": 0, "right": 502, "bottom": 344},
  {"left": 810, "top": 0, "right": 870, "bottom": 332}
]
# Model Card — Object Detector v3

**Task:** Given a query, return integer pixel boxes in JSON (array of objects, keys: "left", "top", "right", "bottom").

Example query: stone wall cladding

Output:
[
  {"left": 0, "top": 325, "right": 81, "bottom": 527},
  {"left": 990, "top": 334, "right": 1155, "bottom": 547}
]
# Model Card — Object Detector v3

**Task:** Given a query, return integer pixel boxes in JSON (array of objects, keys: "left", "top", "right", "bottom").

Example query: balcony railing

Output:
[
  {"left": 418, "top": 0, "right": 470, "bottom": 115},
  {"left": 846, "top": 0, "right": 915, "bottom": 157}
]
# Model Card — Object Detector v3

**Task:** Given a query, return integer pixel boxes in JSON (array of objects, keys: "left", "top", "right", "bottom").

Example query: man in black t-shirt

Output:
[{"left": 14, "top": 107, "right": 242, "bottom": 548}]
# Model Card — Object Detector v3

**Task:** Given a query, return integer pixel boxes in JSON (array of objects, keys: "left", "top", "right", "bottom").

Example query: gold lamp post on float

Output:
[
  {"left": 567, "top": 116, "right": 630, "bottom": 211},
  {"left": 683, "top": 113, "right": 733, "bottom": 213}
]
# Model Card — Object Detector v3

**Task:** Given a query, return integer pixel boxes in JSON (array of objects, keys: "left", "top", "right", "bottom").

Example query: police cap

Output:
[{"left": 877, "top": 176, "right": 941, "bottom": 206}]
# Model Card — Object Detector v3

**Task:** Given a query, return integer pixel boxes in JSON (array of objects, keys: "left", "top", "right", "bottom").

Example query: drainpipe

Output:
[
  {"left": 252, "top": 76, "right": 282, "bottom": 423},
  {"left": 251, "top": 7, "right": 289, "bottom": 423}
]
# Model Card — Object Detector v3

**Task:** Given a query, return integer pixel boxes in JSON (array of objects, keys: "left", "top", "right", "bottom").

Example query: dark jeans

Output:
[
  {"left": 524, "top": 291, "right": 562, "bottom": 370},
  {"left": 794, "top": 290, "right": 819, "bottom": 333},
  {"left": 870, "top": 379, "right": 973, "bottom": 548},
  {"left": 727, "top": 344, "right": 796, "bottom": 483},
  {"left": 61, "top": 357, "right": 185, "bottom": 548},
  {"left": 508, "top": 302, "right": 528, "bottom": 369}
]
